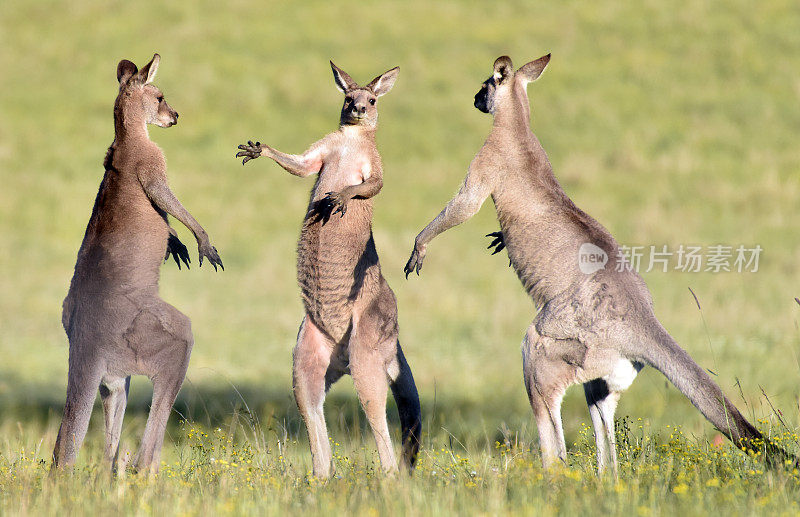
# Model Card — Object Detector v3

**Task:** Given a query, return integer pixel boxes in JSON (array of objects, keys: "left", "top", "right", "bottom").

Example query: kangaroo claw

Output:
[
  {"left": 236, "top": 140, "right": 263, "bottom": 165},
  {"left": 486, "top": 230, "right": 506, "bottom": 255}
]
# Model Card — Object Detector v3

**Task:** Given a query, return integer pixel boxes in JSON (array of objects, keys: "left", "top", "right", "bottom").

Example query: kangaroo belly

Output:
[
  {"left": 296, "top": 211, "right": 378, "bottom": 341},
  {"left": 297, "top": 252, "right": 359, "bottom": 340},
  {"left": 75, "top": 222, "right": 167, "bottom": 288}
]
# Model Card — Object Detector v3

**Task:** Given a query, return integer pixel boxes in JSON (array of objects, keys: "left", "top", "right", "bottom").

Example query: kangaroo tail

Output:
[
  {"left": 390, "top": 343, "right": 422, "bottom": 471},
  {"left": 636, "top": 320, "right": 797, "bottom": 468}
]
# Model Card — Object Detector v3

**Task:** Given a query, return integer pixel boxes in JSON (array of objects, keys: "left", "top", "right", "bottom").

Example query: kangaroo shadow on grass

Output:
[{"left": 0, "top": 372, "right": 533, "bottom": 449}]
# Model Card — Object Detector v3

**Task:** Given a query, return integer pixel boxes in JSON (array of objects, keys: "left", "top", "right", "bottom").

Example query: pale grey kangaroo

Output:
[
  {"left": 54, "top": 54, "right": 223, "bottom": 473},
  {"left": 236, "top": 61, "right": 421, "bottom": 478},
  {"left": 405, "top": 54, "right": 794, "bottom": 475}
]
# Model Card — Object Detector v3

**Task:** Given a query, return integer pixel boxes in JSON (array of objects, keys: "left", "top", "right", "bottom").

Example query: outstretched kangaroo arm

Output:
[
  {"left": 263, "top": 145, "right": 324, "bottom": 177},
  {"left": 237, "top": 137, "right": 332, "bottom": 178},
  {"left": 139, "top": 169, "right": 223, "bottom": 270},
  {"left": 404, "top": 164, "right": 493, "bottom": 277}
]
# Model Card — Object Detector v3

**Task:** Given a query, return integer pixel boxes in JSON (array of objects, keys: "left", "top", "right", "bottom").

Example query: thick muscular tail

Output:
[
  {"left": 638, "top": 321, "right": 797, "bottom": 468},
  {"left": 390, "top": 344, "right": 421, "bottom": 471}
]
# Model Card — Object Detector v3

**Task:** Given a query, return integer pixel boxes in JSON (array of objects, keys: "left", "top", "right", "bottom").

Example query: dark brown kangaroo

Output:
[
  {"left": 405, "top": 54, "right": 795, "bottom": 475},
  {"left": 236, "top": 61, "right": 421, "bottom": 478},
  {"left": 54, "top": 54, "right": 223, "bottom": 474}
]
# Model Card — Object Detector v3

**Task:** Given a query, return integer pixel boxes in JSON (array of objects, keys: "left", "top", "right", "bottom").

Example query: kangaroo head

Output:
[
  {"left": 474, "top": 54, "right": 550, "bottom": 114},
  {"left": 115, "top": 54, "right": 178, "bottom": 128},
  {"left": 330, "top": 61, "right": 399, "bottom": 129}
]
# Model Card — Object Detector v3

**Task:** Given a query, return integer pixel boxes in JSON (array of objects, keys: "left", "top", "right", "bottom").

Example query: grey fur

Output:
[
  {"left": 406, "top": 54, "right": 793, "bottom": 474},
  {"left": 53, "top": 54, "right": 223, "bottom": 474},
  {"left": 237, "top": 61, "right": 420, "bottom": 478}
]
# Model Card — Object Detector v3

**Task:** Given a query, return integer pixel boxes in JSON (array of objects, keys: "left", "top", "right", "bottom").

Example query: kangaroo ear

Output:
[
  {"left": 117, "top": 59, "right": 138, "bottom": 84},
  {"left": 366, "top": 66, "right": 399, "bottom": 97},
  {"left": 516, "top": 53, "right": 551, "bottom": 85},
  {"left": 138, "top": 53, "right": 160, "bottom": 85},
  {"left": 330, "top": 61, "right": 358, "bottom": 92},
  {"left": 493, "top": 56, "right": 514, "bottom": 85}
]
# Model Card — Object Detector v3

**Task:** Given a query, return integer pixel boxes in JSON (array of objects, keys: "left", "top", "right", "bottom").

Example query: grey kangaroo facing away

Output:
[
  {"left": 405, "top": 54, "right": 796, "bottom": 476},
  {"left": 54, "top": 54, "right": 223, "bottom": 474},
  {"left": 236, "top": 61, "right": 421, "bottom": 478}
]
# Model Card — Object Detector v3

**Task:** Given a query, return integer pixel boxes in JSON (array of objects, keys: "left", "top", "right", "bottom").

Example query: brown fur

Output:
[
  {"left": 406, "top": 54, "right": 794, "bottom": 475},
  {"left": 53, "top": 54, "right": 223, "bottom": 474},
  {"left": 237, "top": 61, "right": 420, "bottom": 478}
]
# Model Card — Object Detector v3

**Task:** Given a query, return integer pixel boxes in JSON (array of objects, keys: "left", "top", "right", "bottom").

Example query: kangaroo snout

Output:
[
  {"left": 162, "top": 110, "right": 178, "bottom": 127},
  {"left": 352, "top": 104, "right": 367, "bottom": 117},
  {"left": 474, "top": 87, "right": 491, "bottom": 114}
]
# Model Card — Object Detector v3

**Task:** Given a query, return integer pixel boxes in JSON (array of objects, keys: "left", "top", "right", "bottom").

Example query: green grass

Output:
[
  {"left": 1, "top": 0, "right": 800, "bottom": 514},
  {"left": 3, "top": 417, "right": 800, "bottom": 515}
]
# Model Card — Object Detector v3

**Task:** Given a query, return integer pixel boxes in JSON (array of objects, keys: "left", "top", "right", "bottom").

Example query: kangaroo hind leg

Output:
[
  {"left": 52, "top": 360, "right": 103, "bottom": 469},
  {"left": 349, "top": 297, "right": 403, "bottom": 475},
  {"left": 522, "top": 323, "right": 577, "bottom": 470},
  {"left": 124, "top": 302, "right": 193, "bottom": 473},
  {"left": 293, "top": 315, "right": 337, "bottom": 478},
  {"left": 100, "top": 375, "right": 130, "bottom": 474},
  {"left": 584, "top": 359, "right": 642, "bottom": 476},
  {"left": 584, "top": 379, "right": 620, "bottom": 477}
]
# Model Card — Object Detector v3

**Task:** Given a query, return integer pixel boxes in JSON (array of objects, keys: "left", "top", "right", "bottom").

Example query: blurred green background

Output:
[{"left": 1, "top": 0, "right": 799, "bottom": 455}]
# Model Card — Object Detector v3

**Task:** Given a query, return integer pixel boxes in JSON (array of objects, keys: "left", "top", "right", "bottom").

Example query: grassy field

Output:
[{"left": 1, "top": 0, "right": 800, "bottom": 514}]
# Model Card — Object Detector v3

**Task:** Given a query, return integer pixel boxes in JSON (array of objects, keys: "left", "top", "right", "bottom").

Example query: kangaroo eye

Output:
[
  {"left": 369, "top": 98, "right": 376, "bottom": 105},
  {"left": 157, "top": 96, "right": 164, "bottom": 103}
]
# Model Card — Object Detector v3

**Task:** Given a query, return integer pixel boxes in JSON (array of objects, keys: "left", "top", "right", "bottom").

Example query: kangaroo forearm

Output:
[
  {"left": 145, "top": 182, "right": 207, "bottom": 243},
  {"left": 415, "top": 211, "right": 453, "bottom": 247},
  {"left": 416, "top": 194, "right": 482, "bottom": 246},
  {"left": 342, "top": 176, "right": 382, "bottom": 200},
  {"left": 264, "top": 146, "right": 320, "bottom": 177}
]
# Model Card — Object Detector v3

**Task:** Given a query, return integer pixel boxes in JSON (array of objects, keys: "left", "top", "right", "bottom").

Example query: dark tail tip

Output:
[
  {"left": 393, "top": 383, "right": 421, "bottom": 471},
  {"left": 400, "top": 412, "right": 422, "bottom": 471},
  {"left": 390, "top": 346, "right": 422, "bottom": 472},
  {"left": 730, "top": 425, "right": 800, "bottom": 471},
  {"left": 752, "top": 435, "right": 800, "bottom": 471}
]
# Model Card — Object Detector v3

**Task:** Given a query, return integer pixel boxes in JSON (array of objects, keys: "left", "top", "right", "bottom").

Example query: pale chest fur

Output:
[{"left": 312, "top": 133, "right": 375, "bottom": 200}]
